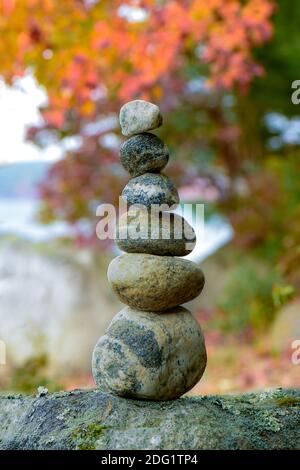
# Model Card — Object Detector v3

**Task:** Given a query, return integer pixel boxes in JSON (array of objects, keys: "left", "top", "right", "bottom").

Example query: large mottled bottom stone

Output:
[{"left": 92, "top": 306, "right": 207, "bottom": 400}]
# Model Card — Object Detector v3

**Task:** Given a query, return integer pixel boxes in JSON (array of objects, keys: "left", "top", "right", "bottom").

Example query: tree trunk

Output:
[{"left": 0, "top": 388, "right": 299, "bottom": 450}]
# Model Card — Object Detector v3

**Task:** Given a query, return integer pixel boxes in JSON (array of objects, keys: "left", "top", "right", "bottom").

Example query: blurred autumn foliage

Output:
[
  {"left": 0, "top": 0, "right": 274, "bottom": 221},
  {"left": 1, "top": 0, "right": 300, "bottom": 334},
  {"left": 1, "top": 0, "right": 273, "bottom": 110}
]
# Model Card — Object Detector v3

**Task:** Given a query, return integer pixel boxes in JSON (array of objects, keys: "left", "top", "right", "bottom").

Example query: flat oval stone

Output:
[
  {"left": 120, "top": 133, "right": 169, "bottom": 177},
  {"left": 119, "top": 100, "right": 163, "bottom": 136},
  {"left": 92, "top": 306, "right": 207, "bottom": 400},
  {"left": 116, "top": 209, "right": 196, "bottom": 256},
  {"left": 122, "top": 173, "right": 179, "bottom": 210},
  {"left": 107, "top": 253, "right": 205, "bottom": 311}
]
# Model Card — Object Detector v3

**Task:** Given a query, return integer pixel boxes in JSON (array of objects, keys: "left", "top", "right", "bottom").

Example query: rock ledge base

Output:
[{"left": 0, "top": 388, "right": 299, "bottom": 449}]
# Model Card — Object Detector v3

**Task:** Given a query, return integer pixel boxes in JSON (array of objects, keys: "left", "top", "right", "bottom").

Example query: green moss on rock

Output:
[
  {"left": 71, "top": 423, "right": 108, "bottom": 450},
  {"left": 276, "top": 396, "right": 300, "bottom": 407}
]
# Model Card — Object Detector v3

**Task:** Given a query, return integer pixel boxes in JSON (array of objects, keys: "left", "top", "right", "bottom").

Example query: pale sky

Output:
[{"left": 0, "top": 75, "right": 62, "bottom": 164}]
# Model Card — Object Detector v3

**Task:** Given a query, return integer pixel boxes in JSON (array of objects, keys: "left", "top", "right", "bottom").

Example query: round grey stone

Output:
[
  {"left": 92, "top": 306, "right": 207, "bottom": 400},
  {"left": 107, "top": 253, "right": 205, "bottom": 311},
  {"left": 119, "top": 100, "right": 163, "bottom": 136},
  {"left": 122, "top": 173, "right": 179, "bottom": 209},
  {"left": 120, "top": 133, "right": 169, "bottom": 177},
  {"left": 116, "top": 209, "right": 196, "bottom": 256}
]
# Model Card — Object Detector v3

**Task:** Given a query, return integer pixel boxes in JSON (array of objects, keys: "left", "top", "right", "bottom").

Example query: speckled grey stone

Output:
[
  {"left": 92, "top": 306, "right": 207, "bottom": 400},
  {"left": 122, "top": 173, "right": 179, "bottom": 209},
  {"left": 116, "top": 209, "right": 196, "bottom": 256},
  {"left": 120, "top": 133, "right": 169, "bottom": 177},
  {"left": 119, "top": 100, "right": 163, "bottom": 136},
  {"left": 107, "top": 253, "right": 205, "bottom": 311}
]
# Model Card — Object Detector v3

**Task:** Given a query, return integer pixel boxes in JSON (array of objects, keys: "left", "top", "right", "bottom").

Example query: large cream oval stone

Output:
[{"left": 107, "top": 253, "right": 205, "bottom": 311}]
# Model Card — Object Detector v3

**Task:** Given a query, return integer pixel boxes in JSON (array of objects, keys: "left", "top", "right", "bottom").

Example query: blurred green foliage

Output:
[
  {"left": 7, "top": 354, "right": 61, "bottom": 394},
  {"left": 252, "top": 0, "right": 300, "bottom": 116},
  {"left": 211, "top": 0, "right": 300, "bottom": 333},
  {"left": 217, "top": 261, "right": 281, "bottom": 334}
]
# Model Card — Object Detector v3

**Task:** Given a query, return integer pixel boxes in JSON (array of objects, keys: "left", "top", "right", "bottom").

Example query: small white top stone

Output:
[{"left": 119, "top": 100, "right": 163, "bottom": 136}]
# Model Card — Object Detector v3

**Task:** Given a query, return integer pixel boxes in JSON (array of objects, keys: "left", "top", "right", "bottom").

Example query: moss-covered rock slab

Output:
[{"left": 0, "top": 388, "right": 299, "bottom": 449}]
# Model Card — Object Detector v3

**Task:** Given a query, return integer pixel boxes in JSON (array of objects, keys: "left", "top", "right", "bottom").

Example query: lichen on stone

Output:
[{"left": 71, "top": 423, "right": 108, "bottom": 450}]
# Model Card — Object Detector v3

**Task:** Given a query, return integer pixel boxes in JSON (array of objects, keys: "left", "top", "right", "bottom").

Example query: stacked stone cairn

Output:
[{"left": 92, "top": 100, "right": 207, "bottom": 400}]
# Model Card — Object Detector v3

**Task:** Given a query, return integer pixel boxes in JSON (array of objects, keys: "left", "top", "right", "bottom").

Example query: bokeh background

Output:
[{"left": 0, "top": 0, "right": 300, "bottom": 395}]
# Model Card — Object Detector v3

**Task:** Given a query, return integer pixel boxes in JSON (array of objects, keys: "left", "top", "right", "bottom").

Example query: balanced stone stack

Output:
[{"left": 92, "top": 100, "right": 207, "bottom": 400}]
